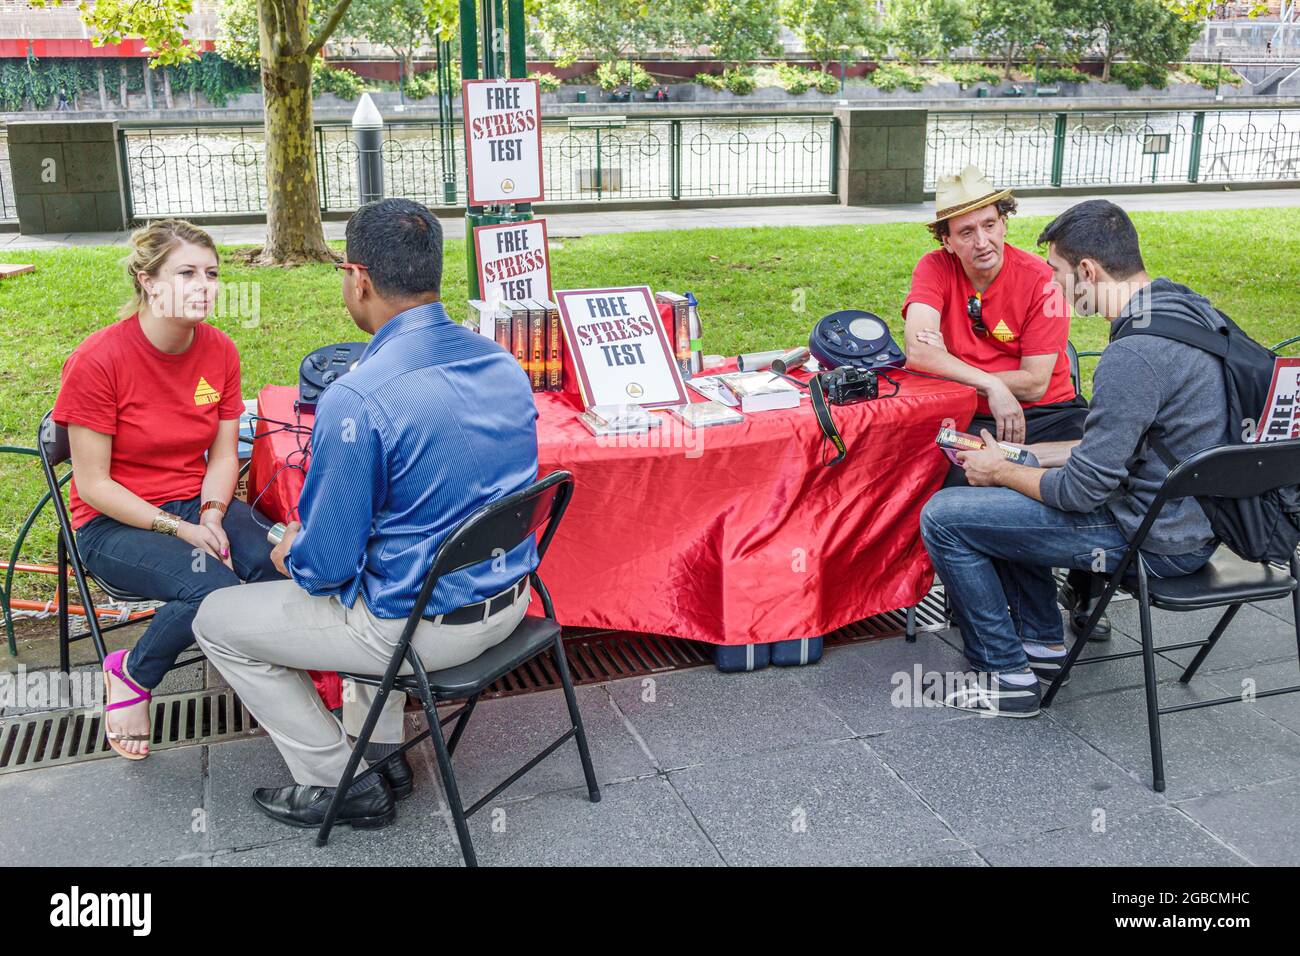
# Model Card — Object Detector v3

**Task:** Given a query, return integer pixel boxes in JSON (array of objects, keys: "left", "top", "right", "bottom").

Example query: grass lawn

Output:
[{"left": 1, "top": 206, "right": 1298, "bottom": 575}]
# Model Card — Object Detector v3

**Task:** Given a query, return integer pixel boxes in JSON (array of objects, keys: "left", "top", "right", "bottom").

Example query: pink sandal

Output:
[{"left": 102, "top": 649, "right": 152, "bottom": 760}]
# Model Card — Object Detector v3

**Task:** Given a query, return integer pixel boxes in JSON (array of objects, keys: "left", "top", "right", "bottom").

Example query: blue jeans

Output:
[
  {"left": 919, "top": 487, "right": 1216, "bottom": 674},
  {"left": 76, "top": 496, "right": 283, "bottom": 688}
]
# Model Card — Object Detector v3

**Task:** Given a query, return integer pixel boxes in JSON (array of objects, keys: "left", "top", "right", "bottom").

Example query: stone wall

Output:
[{"left": 6, "top": 121, "right": 128, "bottom": 233}]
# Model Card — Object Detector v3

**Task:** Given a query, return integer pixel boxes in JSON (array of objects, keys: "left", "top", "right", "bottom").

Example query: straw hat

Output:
[{"left": 931, "top": 165, "right": 1014, "bottom": 226}]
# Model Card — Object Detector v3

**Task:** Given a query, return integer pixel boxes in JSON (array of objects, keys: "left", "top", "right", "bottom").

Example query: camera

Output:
[{"left": 819, "top": 365, "right": 878, "bottom": 405}]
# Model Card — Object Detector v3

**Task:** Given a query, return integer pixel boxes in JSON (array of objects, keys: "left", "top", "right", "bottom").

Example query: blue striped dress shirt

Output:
[{"left": 285, "top": 301, "right": 540, "bottom": 619}]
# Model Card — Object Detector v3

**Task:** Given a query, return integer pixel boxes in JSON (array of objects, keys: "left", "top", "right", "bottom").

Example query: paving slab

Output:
[
  {"left": 0, "top": 746, "right": 206, "bottom": 866},
  {"left": 789, "top": 633, "right": 979, "bottom": 737},
  {"left": 1178, "top": 776, "right": 1300, "bottom": 867},
  {"left": 669, "top": 737, "right": 964, "bottom": 866},
  {"left": 422, "top": 683, "right": 656, "bottom": 804},
  {"left": 866, "top": 711, "right": 1164, "bottom": 846},
  {"left": 1106, "top": 602, "right": 1299, "bottom": 675},
  {"left": 1203, "top": 659, "right": 1300, "bottom": 737},
  {"left": 977, "top": 806, "right": 1248, "bottom": 867},
  {"left": 604, "top": 662, "right": 852, "bottom": 769},
  {"left": 463, "top": 776, "right": 724, "bottom": 867},
  {"left": 1046, "top": 678, "right": 1300, "bottom": 800}
]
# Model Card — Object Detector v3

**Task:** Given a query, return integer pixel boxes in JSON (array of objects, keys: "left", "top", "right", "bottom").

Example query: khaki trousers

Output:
[{"left": 192, "top": 577, "right": 529, "bottom": 788}]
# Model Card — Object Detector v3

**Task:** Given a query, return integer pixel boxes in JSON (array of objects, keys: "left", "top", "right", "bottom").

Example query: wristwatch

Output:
[
  {"left": 151, "top": 511, "right": 181, "bottom": 536},
  {"left": 200, "top": 500, "right": 228, "bottom": 517}
]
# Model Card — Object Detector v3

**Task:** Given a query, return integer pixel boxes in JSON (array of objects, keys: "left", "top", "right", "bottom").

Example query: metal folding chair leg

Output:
[
  {"left": 552, "top": 632, "right": 601, "bottom": 803},
  {"left": 420, "top": 685, "right": 478, "bottom": 868},
  {"left": 1179, "top": 603, "right": 1242, "bottom": 683},
  {"left": 57, "top": 537, "right": 70, "bottom": 674},
  {"left": 1135, "top": 566, "right": 1167, "bottom": 793},
  {"left": 317, "top": 683, "right": 389, "bottom": 847}
]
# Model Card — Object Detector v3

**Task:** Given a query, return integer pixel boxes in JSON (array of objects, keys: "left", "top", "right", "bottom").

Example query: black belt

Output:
[{"left": 426, "top": 577, "right": 528, "bottom": 626}]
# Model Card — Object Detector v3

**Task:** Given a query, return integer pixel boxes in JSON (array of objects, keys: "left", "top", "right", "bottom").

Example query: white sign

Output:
[
  {"left": 462, "top": 78, "right": 544, "bottom": 206},
  {"left": 1255, "top": 358, "right": 1300, "bottom": 442},
  {"left": 473, "top": 219, "right": 553, "bottom": 305},
  {"left": 555, "top": 286, "right": 688, "bottom": 409}
]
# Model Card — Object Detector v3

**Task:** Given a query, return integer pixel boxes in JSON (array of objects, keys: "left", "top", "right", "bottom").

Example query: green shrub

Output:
[
  {"left": 774, "top": 63, "right": 814, "bottom": 94},
  {"left": 1035, "top": 66, "right": 1091, "bottom": 85},
  {"left": 695, "top": 71, "right": 724, "bottom": 90},
  {"left": 722, "top": 67, "right": 756, "bottom": 95},
  {"left": 596, "top": 60, "right": 654, "bottom": 92},
  {"left": 530, "top": 71, "right": 561, "bottom": 93},
  {"left": 944, "top": 63, "right": 1001, "bottom": 86},
  {"left": 1109, "top": 63, "right": 1169, "bottom": 90},
  {"left": 1180, "top": 63, "right": 1242, "bottom": 90},
  {"left": 814, "top": 70, "right": 840, "bottom": 94},
  {"left": 313, "top": 61, "right": 364, "bottom": 100},
  {"left": 870, "top": 62, "right": 925, "bottom": 93}
]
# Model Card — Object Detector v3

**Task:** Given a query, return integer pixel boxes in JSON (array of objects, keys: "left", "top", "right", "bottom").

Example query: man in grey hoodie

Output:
[{"left": 919, "top": 200, "right": 1228, "bottom": 717}]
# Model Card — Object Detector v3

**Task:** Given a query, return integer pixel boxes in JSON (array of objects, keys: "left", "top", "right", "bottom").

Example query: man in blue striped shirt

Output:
[{"left": 195, "top": 199, "right": 540, "bottom": 831}]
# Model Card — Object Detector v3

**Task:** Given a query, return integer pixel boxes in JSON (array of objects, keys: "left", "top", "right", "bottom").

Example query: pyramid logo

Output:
[
  {"left": 194, "top": 377, "right": 221, "bottom": 406},
  {"left": 991, "top": 319, "right": 1015, "bottom": 343}
]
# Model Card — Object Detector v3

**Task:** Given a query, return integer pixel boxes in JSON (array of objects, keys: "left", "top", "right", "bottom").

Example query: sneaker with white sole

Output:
[
  {"left": 1023, "top": 644, "right": 1071, "bottom": 686},
  {"left": 942, "top": 673, "right": 1042, "bottom": 718}
]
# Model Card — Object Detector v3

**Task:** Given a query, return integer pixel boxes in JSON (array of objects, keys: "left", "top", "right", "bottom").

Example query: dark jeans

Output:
[
  {"left": 920, "top": 487, "right": 1216, "bottom": 674},
  {"left": 76, "top": 496, "right": 283, "bottom": 688},
  {"left": 944, "top": 394, "right": 1098, "bottom": 610}
]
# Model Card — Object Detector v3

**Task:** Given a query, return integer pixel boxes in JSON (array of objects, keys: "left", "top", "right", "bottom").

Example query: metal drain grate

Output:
[{"left": 0, "top": 687, "right": 260, "bottom": 776}]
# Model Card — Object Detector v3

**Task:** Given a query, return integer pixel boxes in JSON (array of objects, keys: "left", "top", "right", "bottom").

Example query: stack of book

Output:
[
  {"left": 688, "top": 371, "right": 802, "bottom": 414},
  {"left": 466, "top": 299, "right": 565, "bottom": 392}
]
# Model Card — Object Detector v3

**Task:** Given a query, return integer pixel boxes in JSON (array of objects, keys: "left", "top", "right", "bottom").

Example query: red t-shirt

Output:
[
  {"left": 53, "top": 315, "right": 243, "bottom": 529},
  {"left": 902, "top": 242, "right": 1075, "bottom": 417}
]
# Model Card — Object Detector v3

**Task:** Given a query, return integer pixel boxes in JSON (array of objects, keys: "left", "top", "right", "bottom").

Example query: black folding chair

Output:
[
  {"left": 1042, "top": 439, "right": 1300, "bottom": 793},
  {"left": 316, "top": 470, "right": 600, "bottom": 866},
  {"left": 36, "top": 411, "right": 216, "bottom": 674}
]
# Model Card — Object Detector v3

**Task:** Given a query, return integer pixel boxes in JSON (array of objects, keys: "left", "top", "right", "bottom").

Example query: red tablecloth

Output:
[{"left": 249, "top": 368, "right": 975, "bottom": 650}]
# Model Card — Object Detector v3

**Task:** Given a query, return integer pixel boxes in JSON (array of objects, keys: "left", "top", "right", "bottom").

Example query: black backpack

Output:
[{"left": 1113, "top": 311, "right": 1300, "bottom": 565}]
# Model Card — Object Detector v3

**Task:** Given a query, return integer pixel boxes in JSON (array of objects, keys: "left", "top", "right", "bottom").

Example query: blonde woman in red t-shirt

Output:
[{"left": 52, "top": 220, "right": 281, "bottom": 760}]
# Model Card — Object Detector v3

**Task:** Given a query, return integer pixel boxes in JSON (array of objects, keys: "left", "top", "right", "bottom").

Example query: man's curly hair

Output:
[{"left": 927, "top": 196, "right": 1018, "bottom": 244}]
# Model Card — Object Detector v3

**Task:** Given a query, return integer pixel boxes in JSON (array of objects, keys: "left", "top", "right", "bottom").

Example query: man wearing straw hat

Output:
[{"left": 902, "top": 164, "right": 1107, "bottom": 640}]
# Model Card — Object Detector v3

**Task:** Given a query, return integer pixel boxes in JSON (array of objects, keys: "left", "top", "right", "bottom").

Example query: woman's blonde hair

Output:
[{"left": 119, "top": 218, "right": 219, "bottom": 319}]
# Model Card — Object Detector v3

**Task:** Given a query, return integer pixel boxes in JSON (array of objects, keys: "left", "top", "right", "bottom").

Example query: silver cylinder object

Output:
[
  {"left": 267, "top": 523, "right": 286, "bottom": 546},
  {"left": 770, "top": 347, "right": 811, "bottom": 375},
  {"left": 736, "top": 350, "right": 786, "bottom": 372}
]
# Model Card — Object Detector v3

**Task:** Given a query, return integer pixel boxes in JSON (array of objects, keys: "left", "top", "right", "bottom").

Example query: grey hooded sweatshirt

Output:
[{"left": 1039, "top": 278, "right": 1230, "bottom": 555}]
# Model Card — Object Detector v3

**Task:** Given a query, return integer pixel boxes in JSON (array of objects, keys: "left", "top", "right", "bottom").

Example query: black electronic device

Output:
[
  {"left": 298, "top": 342, "right": 366, "bottom": 413},
  {"left": 808, "top": 309, "right": 905, "bottom": 372},
  {"left": 808, "top": 366, "right": 900, "bottom": 467}
]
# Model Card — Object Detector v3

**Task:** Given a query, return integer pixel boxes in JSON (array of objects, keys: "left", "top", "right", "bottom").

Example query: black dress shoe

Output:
[
  {"left": 252, "top": 779, "right": 396, "bottom": 830},
  {"left": 374, "top": 752, "right": 414, "bottom": 801}
]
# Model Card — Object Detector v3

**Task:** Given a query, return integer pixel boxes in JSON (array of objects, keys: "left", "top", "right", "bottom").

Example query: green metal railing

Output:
[
  {"left": 118, "top": 114, "right": 839, "bottom": 216},
  {"left": 927, "top": 108, "right": 1300, "bottom": 190}
]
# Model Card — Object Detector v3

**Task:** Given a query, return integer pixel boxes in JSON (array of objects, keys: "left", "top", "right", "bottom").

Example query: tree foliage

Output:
[
  {"left": 884, "top": 0, "right": 974, "bottom": 63},
  {"left": 779, "top": 0, "right": 883, "bottom": 69}
]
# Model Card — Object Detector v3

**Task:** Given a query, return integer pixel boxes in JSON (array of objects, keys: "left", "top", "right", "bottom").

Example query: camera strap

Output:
[{"left": 809, "top": 373, "right": 848, "bottom": 467}]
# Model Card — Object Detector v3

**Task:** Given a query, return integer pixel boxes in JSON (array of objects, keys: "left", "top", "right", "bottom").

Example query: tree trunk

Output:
[
  {"left": 259, "top": 49, "right": 334, "bottom": 264},
  {"left": 1004, "top": 47, "right": 1014, "bottom": 80},
  {"left": 1102, "top": 53, "right": 1112, "bottom": 82}
]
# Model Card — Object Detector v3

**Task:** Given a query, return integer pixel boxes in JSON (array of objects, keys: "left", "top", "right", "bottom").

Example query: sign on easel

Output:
[
  {"left": 462, "top": 78, "right": 544, "bottom": 206},
  {"left": 1255, "top": 358, "right": 1300, "bottom": 442},
  {"left": 472, "top": 218, "right": 553, "bottom": 304},
  {"left": 555, "top": 286, "right": 689, "bottom": 409}
]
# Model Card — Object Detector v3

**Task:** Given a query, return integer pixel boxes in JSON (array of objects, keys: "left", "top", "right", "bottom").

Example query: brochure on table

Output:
[
  {"left": 461, "top": 78, "right": 544, "bottom": 206},
  {"left": 473, "top": 219, "right": 553, "bottom": 305},
  {"left": 555, "top": 286, "right": 689, "bottom": 409}
]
